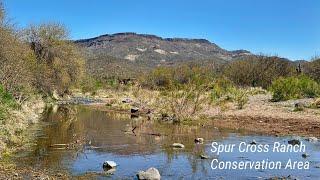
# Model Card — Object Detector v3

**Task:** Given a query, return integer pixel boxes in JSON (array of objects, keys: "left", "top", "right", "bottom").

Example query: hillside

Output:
[{"left": 75, "top": 32, "right": 252, "bottom": 78}]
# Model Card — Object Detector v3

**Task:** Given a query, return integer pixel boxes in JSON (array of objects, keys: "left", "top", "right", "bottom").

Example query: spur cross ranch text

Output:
[
  {"left": 210, "top": 141, "right": 309, "bottom": 170},
  {"left": 211, "top": 141, "right": 306, "bottom": 155}
]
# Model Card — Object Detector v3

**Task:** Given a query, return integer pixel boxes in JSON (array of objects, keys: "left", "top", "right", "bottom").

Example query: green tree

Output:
[{"left": 24, "top": 23, "right": 85, "bottom": 95}]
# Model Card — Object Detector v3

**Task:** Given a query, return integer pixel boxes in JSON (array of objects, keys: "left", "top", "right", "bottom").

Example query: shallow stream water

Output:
[{"left": 16, "top": 106, "right": 320, "bottom": 179}]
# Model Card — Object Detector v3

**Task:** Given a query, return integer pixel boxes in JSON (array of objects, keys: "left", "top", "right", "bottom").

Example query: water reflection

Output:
[{"left": 17, "top": 106, "right": 320, "bottom": 179}]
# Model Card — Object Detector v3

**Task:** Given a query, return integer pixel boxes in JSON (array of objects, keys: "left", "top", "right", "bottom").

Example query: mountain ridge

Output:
[
  {"left": 74, "top": 32, "right": 297, "bottom": 79},
  {"left": 75, "top": 32, "right": 253, "bottom": 64}
]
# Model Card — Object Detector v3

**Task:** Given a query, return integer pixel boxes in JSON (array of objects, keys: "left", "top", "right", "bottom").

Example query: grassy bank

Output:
[{"left": 0, "top": 85, "right": 45, "bottom": 157}]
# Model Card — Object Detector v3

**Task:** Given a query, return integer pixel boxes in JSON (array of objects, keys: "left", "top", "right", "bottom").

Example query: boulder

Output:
[
  {"left": 293, "top": 103, "right": 304, "bottom": 111},
  {"left": 172, "top": 143, "right": 185, "bottom": 148},
  {"left": 288, "top": 139, "right": 301, "bottom": 146},
  {"left": 131, "top": 107, "right": 139, "bottom": 113},
  {"left": 250, "top": 140, "right": 257, "bottom": 145},
  {"left": 137, "top": 167, "right": 161, "bottom": 180},
  {"left": 200, "top": 154, "right": 209, "bottom": 159},
  {"left": 104, "top": 168, "right": 117, "bottom": 174},
  {"left": 302, "top": 153, "right": 310, "bottom": 158},
  {"left": 103, "top": 161, "right": 117, "bottom": 169},
  {"left": 194, "top": 138, "right": 204, "bottom": 144},
  {"left": 122, "top": 98, "right": 133, "bottom": 103}
]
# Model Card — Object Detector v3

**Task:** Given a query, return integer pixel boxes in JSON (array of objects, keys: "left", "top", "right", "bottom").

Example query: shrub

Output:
[
  {"left": 230, "top": 88, "right": 249, "bottom": 109},
  {"left": 160, "top": 81, "right": 209, "bottom": 122},
  {"left": 144, "top": 65, "right": 213, "bottom": 122},
  {"left": 141, "top": 64, "right": 214, "bottom": 90},
  {"left": 0, "top": 84, "right": 16, "bottom": 121},
  {"left": 143, "top": 67, "right": 172, "bottom": 89},
  {"left": 80, "top": 76, "right": 102, "bottom": 94},
  {"left": 269, "top": 75, "right": 320, "bottom": 101},
  {"left": 211, "top": 77, "right": 235, "bottom": 100},
  {"left": 304, "top": 58, "right": 320, "bottom": 82},
  {"left": 224, "top": 56, "right": 294, "bottom": 88},
  {"left": 0, "top": 84, "right": 16, "bottom": 108}
]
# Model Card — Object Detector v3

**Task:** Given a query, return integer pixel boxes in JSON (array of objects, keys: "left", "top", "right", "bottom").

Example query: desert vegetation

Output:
[
  {"left": 269, "top": 75, "right": 320, "bottom": 102},
  {"left": 0, "top": 0, "right": 320, "bottom": 161},
  {"left": 0, "top": 2, "right": 84, "bottom": 154}
]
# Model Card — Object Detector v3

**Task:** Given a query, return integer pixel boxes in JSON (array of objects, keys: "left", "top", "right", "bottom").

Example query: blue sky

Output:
[{"left": 3, "top": 0, "right": 319, "bottom": 60}]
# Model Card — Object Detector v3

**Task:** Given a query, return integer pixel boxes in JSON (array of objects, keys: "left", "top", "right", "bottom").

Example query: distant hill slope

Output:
[
  {"left": 75, "top": 32, "right": 302, "bottom": 79},
  {"left": 75, "top": 32, "right": 252, "bottom": 68}
]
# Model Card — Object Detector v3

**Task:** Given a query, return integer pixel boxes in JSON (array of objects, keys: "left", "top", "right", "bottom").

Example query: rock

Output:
[
  {"left": 293, "top": 102, "right": 303, "bottom": 111},
  {"left": 306, "top": 137, "right": 318, "bottom": 142},
  {"left": 267, "top": 175, "right": 299, "bottom": 180},
  {"left": 131, "top": 107, "right": 139, "bottom": 113},
  {"left": 302, "top": 153, "right": 310, "bottom": 158},
  {"left": 194, "top": 138, "right": 204, "bottom": 144},
  {"left": 52, "top": 90, "right": 60, "bottom": 100},
  {"left": 122, "top": 98, "right": 133, "bottom": 103},
  {"left": 104, "top": 168, "right": 117, "bottom": 174},
  {"left": 200, "top": 154, "right": 209, "bottom": 159},
  {"left": 287, "top": 175, "right": 299, "bottom": 180},
  {"left": 288, "top": 139, "right": 301, "bottom": 146},
  {"left": 172, "top": 143, "right": 185, "bottom": 148},
  {"left": 103, "top": 161, "right": 117, "bottom": 169},
  {"left": 250, "top": 140, "right": 257, "bottom": 145},
  {"left": 137, "top": 167, "right": 161, "bottom": 180}
]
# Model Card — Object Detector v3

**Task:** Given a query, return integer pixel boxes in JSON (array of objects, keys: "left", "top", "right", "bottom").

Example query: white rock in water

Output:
[
  {"left": 306, "top": 137, "right": 318, "bottom": 142},
  {"left": 172, "top": 143, "right": 185, "bottom": 148},
  {"left": 200, "top": 154, "right": 209, "bottom": 159},
  {"left": 195, "top": 138, "right": 204, "bottom": 143},
  {"left": 302, "top": 153, "right": 310, "bottom": 158},
  {"left": 103, "top": 161, "right": 117, "bottom": 169},
  {"left": 137, "top": 167, "right": 161, "bottom": 180}
]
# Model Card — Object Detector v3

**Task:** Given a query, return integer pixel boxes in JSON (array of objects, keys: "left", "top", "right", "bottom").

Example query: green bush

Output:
[
  {"left": 230, "top": 88, "right": 249, "bottom": 109},
  {"left": 0, "top": 84, "right": 16, "bottom": 108},
  {"left": 0, "top": 84, "right": 17, "bottom": 121},
  {"left": 80, "top": 76, "right": 106, "bottom": 94},
  {"left": 270, "top": 75, "right": 320, "bottom": 101},
  {"left": 211, "top": 77, "right": 235, "bottom": 100}
]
